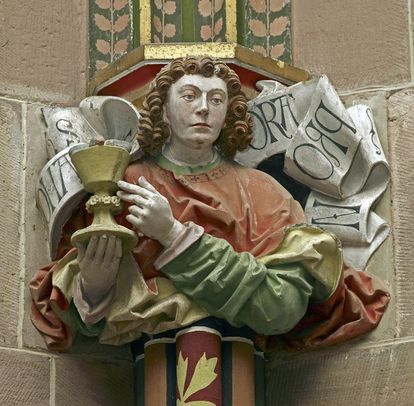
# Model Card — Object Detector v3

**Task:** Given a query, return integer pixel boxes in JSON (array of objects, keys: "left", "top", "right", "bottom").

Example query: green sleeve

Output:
[{"left": 160, "top": 233, "right": 315, "bottom": 335}]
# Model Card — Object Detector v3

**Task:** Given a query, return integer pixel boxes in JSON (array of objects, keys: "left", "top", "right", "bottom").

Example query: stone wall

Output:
[
  {"left": 0, "top": 1, "right": 133, "bottom": 405},
  {"left": 1, "top": 0, "right": 414, "bottom": 405},
  {"left": 266, "top": 1, "right": 414, "bottom": 405}
]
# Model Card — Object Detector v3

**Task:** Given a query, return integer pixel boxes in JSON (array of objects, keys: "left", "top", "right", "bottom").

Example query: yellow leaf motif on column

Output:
[
  {"left": 176, "top": 352, "right": 218, "bottom": 406},
  {"left": 177, "top": 352, "right": 188, "bottom": 403}
]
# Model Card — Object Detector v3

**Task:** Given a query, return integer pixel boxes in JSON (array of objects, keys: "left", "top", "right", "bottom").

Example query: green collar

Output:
[{"left": 155, "top": 153, "right": 222, "bottom": 175}]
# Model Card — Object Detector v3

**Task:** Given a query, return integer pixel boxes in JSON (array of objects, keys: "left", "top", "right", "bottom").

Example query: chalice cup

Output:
[{"left": 69, "top": 144, "right": 138, "bottom": 254}]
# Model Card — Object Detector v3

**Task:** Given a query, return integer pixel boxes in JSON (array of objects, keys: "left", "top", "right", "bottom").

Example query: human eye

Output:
[
  {"left": 182, "top": 92, "right": 195, "bottom": 102},
  {"left": 210, "top": 95, "right": 223, "bottom": 105}
]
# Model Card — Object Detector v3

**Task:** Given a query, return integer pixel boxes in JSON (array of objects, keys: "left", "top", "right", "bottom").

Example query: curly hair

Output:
[{"left": 137, "top": 57, "right": 253, "bottom": 159}]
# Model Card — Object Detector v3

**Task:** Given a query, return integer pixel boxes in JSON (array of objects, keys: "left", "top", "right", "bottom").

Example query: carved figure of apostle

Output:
[{"left": 31, "top": 57, "right": 389, "bottom": 406}]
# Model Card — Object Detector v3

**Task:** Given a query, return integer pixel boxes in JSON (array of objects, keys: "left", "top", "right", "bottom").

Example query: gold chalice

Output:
[{"left": 69, "top": 143, "right": 138, "bottom": 254}]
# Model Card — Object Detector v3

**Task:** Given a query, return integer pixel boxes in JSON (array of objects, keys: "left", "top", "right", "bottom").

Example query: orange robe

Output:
[{"left": 30, "top": 156, "right": 390, "bottom": 351}]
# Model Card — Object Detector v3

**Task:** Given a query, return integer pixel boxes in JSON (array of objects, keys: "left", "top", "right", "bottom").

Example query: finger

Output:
[
  {"left": 85, "top": 235, "right": 99, "bottom": 261},
  {"left": 126, "top": 214, "right": 143, "bottom": 230},
  {"left": 113, "top": 238, "right": 122, "bottom": 266},
  {"left": 117, "top": 180, "right": 155, "bottom": 199},
  {"left": 75, "top": 242, "right": 86, "bottom": 262},
  {"left": 117, "top": 191, "right": 148, "bottom": 207},
  {"left": 138, "top": 176, "right": 159, "bottom": 194},
  {"left": 94, "top": 234, "right": 109, "bottom": 262},
  {"left": 103, "top": 235, "right": 116, "bottom": 264},
  {"left": 128, "top": 205, "right": 145, "bottom": 217}
]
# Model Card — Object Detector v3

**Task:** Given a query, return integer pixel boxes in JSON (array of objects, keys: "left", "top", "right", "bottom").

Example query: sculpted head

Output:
[{"left": 137, "top": 57, "right": 253, "bottom": 158}]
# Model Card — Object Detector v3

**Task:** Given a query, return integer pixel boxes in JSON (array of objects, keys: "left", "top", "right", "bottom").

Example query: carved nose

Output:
[{"left": 196, "top": 94, "right": 209, "bottom": 115}]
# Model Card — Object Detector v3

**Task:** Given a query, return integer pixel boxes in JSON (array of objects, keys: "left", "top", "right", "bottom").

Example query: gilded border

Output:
[
  {"left": 90, "top": 43, "right": 310, "bottom": 95},
  {"left": 225, "top": 0, "right": 237, "bottom": 42},
  {"left": 139, "top": 0, "right": 151, "bottom": 44}
]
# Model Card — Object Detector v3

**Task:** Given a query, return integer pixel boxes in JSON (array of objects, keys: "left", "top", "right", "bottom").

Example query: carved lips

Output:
[{"left": 191, "top": 123, "right": 211, "bottom": 128}]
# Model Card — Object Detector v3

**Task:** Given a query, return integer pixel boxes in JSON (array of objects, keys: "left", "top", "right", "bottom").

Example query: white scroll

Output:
[
  {"left": 43, "top": 96, "right": 141, "bottom": 159},
  {"left": 36, "top": 147, "right": 86, "bottom": 259},
  {"left": 236, "top": 80, "right": 297, "bottom": 166},
  {"left": 236, "top": 76, "right": 390, "bottom": 270},
  {"left": 284, "top": 76, "right": 362, "bottom": 198},
  {"left": 37, "top": 80, "right": 389, "bottom": 269},
  {"left": 37, "top": 96, "right": 141, "bottom": 259}
]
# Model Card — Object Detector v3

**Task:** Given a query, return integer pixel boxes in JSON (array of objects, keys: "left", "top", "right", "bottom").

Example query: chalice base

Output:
[{"left": 71, "top": 224, "right": 138, "bottom": 255}]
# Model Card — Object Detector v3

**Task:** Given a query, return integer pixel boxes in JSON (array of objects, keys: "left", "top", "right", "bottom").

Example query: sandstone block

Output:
[
  {"left": 0, "top": 348, "right": 50, "bottom": 406},
  {"left": 0, "top": 0, "right": 88, "bottom": 104},
  {"left": 55, "top": 356, "right": 134, "bottom": 405},
  {"left": 266, "top": 339, "right": 414, "bottom": 405},
  {"left": 388, "top": 88, "right": 414, "bottom": 337},
  {"left": 291, "top": 0, "right": 411, "bottom": 90},
  {"left": 0, "top": 98, "right": 23, "bottom": 347},
  {"left": 22, "top": 103, "right": 51, "bottom": 350}
]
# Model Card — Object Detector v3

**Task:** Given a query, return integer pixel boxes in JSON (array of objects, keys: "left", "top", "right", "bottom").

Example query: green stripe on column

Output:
[
  {"left": 133, "top": 355, "right": 145, "bottom": 406},
  {"left": 222, "top": 341, "right": 232, "bottom": 405},
  {"left": 182, "top": 0, "right": 195, "bottom": 42},
  {"left": 166, "top": 341, "right": 176, "bottom": 406},
  {"left": 254, "top": 352, "right": 265, "bottom": 406},
  {"left": 237, "top": 0, "right": 247, "bottom": 46}
]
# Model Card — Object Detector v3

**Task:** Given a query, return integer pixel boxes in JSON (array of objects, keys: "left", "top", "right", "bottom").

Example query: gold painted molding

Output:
[
  {"left": 89, "top": 42, "right": 311, "bottom": 96},
  {"left": 139, "top": 0, "right": 152, "bottom": 44},
  {"left": 144, "top": 42, "right": 237, "bottom": 59},
  {"left": 225, "top": 0, "right": 237, "bottom": 42}
]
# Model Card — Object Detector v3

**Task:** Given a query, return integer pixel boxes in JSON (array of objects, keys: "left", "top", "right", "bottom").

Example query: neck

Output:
[{"left": 162, "top": 140, "right": 216, "bottom": 167}]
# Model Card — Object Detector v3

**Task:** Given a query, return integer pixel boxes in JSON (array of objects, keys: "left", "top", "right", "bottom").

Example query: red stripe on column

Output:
[{"left": 176, "top": 328, "right": 222, "bottom": 405}]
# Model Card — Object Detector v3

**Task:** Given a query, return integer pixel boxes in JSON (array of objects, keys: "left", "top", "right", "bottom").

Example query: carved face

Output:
[{"left": 163, "top": 74, "right": 228, "bottom": 151}]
